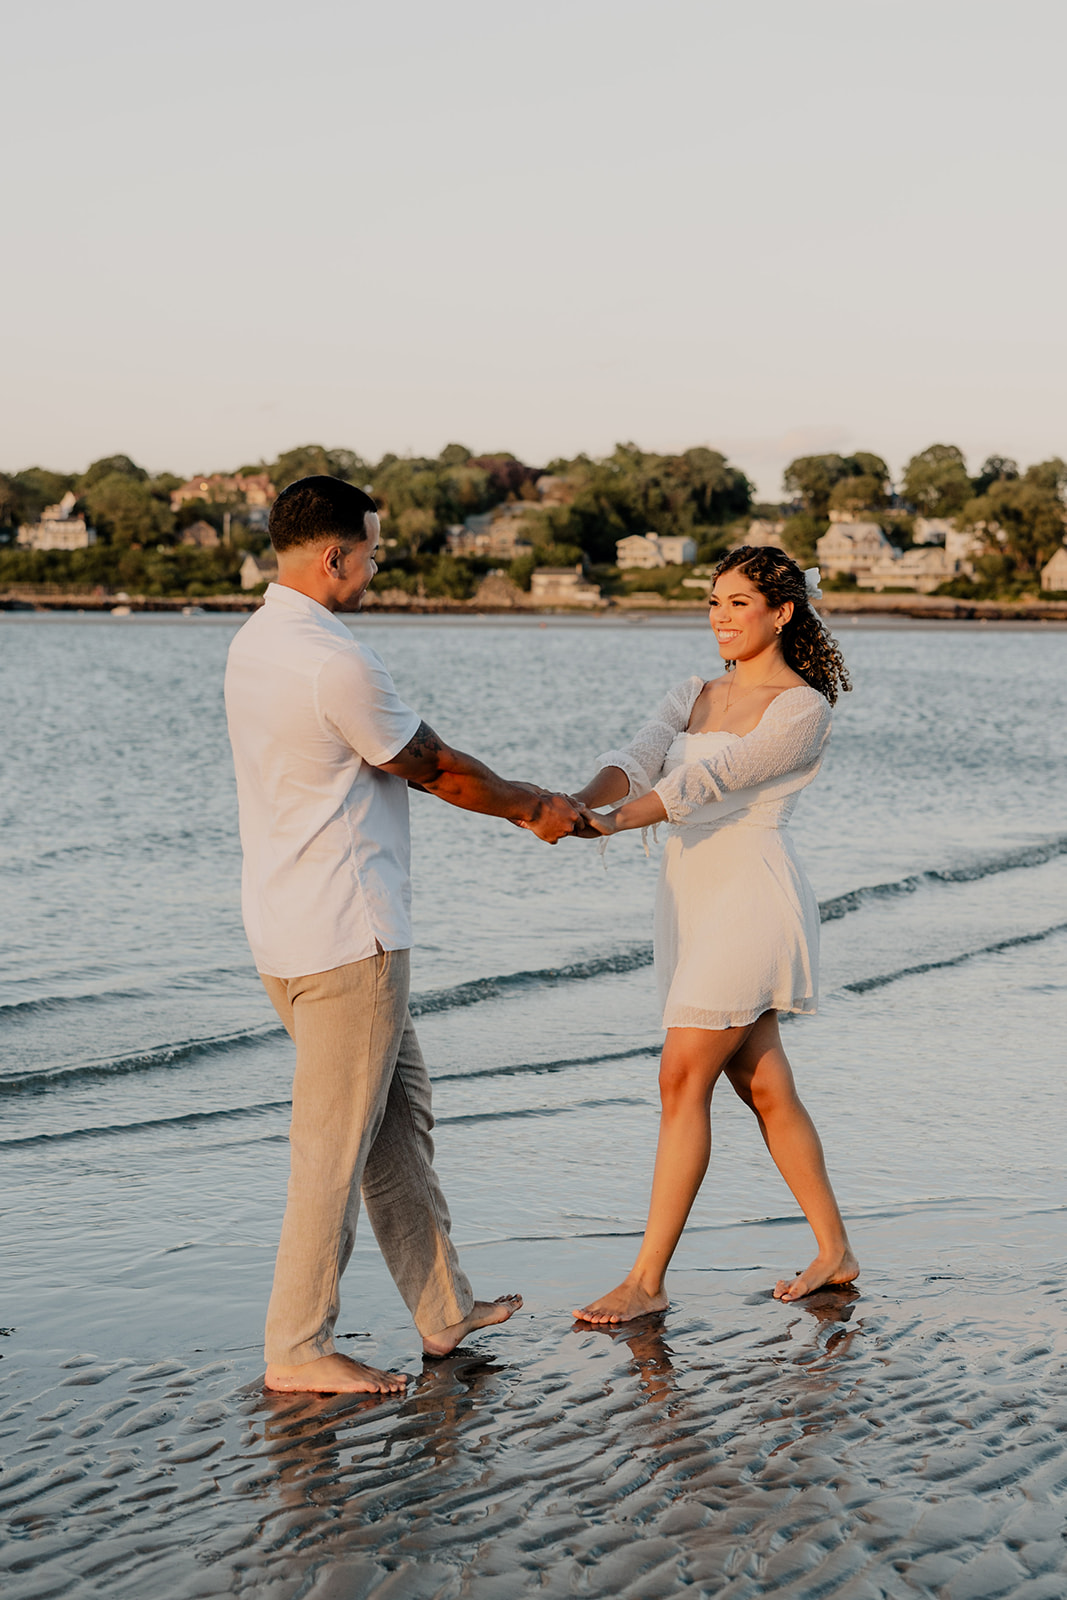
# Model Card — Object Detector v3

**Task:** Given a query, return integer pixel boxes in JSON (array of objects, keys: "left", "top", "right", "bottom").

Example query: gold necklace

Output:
[{"left": 723, "top": 670, "right": 786, "bottom": 713}]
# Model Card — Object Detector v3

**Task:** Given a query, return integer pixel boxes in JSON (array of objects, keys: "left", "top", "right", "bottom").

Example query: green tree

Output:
[
  {"left": 395, "top": 506, "right": 437, "bottom": 559},
  {"left": 0, "top": 473, "right": 19, "bottom": 534},
  {"left": 77, "top": 455, "right": 147, "bottom": 493},
  {"left": 783, "top": 454, "right": 848, "bottom": 515},
  {"left": 901, "top": 444, "right": 971, "bottom": 516},
  {"left": 83, "top": 473, "right": 174, "bottom": 547},
  {"left": 828, "top": 472, "right": 887, "bottom": 515},
  {"left": 437, "top": 442, "right": 472, "bottom": 467},
  {"left": 269, "top": 444, "right": 370, "bottom": 490},
  {"left": 959, "top": 459, "right": 1066, "bottom": 579},
  {"left": 8, "top": 467, "right": 76, "bottom": 525},
  {"left": 784, "top": 452, "right": 888, "bottom": 516},
  {"left": 971, "top": 455, "right": 1018, "bottom": 497}
]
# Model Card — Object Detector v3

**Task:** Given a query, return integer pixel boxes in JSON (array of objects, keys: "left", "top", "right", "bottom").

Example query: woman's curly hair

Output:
[{"left": 713, "top": 545, "right": 852, "bottom": 705}]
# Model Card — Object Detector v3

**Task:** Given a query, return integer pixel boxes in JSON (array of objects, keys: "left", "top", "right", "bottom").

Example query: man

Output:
[{"left": 225, "top": 476, "right": 583, "bottom": 1394}]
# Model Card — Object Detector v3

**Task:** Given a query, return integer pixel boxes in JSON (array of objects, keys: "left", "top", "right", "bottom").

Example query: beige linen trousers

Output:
[{"left": 261, "top": 947, "right": 474, "bottom": 1366}]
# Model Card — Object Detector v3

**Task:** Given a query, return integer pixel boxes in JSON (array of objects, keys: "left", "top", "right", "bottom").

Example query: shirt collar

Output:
[{"left": 264, "top": 582, "right": 353, "bottom": 639}]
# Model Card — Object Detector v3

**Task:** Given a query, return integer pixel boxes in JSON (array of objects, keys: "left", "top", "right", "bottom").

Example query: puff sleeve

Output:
[{"left": 595, "top": 677, "right": 704, "bottom": 799}]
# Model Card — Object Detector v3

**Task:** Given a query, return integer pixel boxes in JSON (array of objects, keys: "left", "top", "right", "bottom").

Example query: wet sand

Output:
[{"left": 3, "top": 1207, "right": 1066, "bottom": 1600}]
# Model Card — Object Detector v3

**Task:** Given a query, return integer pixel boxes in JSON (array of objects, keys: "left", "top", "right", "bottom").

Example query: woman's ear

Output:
[{"left": 777, "top": 600, "right": 794, "bottom": 631}]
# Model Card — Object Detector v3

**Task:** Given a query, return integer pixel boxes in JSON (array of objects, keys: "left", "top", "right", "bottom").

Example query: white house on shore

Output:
[
  {"left": 17, "top": 492, "right": 96, "bottom": 551},
  {"left": 240, "top": 552, "right": 278, "bottom": 590},
  {"left": 857, "top": 545, "right": 957, "bottom": 594},
  {"left": 1041, "top": 546, "right": 1067, "bottom": 592},
  {"left": 815, "top": 520, "right": 893, "bottom": 580},
  {"left": 616, "top": 533, "right": 697, "bottom": 569},
  {"left": 529, "top": 566, "right": 603, "bottom": 606}
]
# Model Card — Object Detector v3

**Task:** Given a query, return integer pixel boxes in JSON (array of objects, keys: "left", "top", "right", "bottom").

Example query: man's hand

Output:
[{"left": 520, "top": 790, "right": 585, "bottom": 844}]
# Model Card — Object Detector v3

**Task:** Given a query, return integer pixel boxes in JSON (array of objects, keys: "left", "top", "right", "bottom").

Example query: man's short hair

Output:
[{"left": 269, "top": 476, "right": 377, "bottom": 553}]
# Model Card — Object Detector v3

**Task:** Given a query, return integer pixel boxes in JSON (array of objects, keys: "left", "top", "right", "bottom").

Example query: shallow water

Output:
[{"left": 2, "top": 613, "right": 1066, "bottom": 1597}]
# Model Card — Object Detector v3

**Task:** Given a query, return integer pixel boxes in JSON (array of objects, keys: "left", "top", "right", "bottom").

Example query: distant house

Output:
[
  {"left": 181, "top": 519, "right": 220, "bottom": 548},
  {"left": 816, "top": 520, "right": 892, "bottom": 580},
  {"left": 1041, "top": 546, "right": 1067, "bottom": 592},
  {"left": 912, "top": 516, "right": 956, "bottom": 546},
  {"left": 616, "top": 533, "right": 697, "bottom": 569},
  {"left": 17, "top": 491, "right": 96, "bottom": 551},
  {"left": 529, "top": 566, "right": 603, "bottom": 607},
  {"left": 447, "top": 506, "right": 534, "bottom": 561},
  {"left": 240, "top": 552, "right": 278, "bottom": 591},
  {"left": 858, "top": 545, "right": 956, "bottom": 594},
  {"left": 171, "top": 472, "right": 276, "bottom": 511},
  {"left": 737, "top": 519, "right": 787, "bottom": 551}
]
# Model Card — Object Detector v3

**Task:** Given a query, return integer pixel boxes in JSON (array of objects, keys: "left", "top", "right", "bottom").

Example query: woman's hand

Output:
[{"left": 566, "top": 801, "right": 617, "bottom": 838}]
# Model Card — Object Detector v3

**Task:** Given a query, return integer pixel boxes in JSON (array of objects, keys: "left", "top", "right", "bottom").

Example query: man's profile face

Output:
[{"left": 332, "top": 513, "right": 381, "bottom": 611}]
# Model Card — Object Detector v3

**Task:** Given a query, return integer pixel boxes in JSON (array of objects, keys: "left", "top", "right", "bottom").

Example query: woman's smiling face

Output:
[{"left": 709, "top": 569, "right": 788, "bottom": 661}]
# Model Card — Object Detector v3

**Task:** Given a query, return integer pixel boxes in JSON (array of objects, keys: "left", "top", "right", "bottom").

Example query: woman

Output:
[{"left": 573, "top": 545, "right": 858, "bottom": 1323}]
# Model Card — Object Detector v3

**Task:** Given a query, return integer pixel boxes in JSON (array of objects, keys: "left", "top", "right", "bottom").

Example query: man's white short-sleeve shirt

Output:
[{"left": 225, "top": 583, "right": 420, "bottom": 978}]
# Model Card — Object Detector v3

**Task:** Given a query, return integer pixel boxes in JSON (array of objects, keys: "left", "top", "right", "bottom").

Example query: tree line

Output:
[{"left": 0, "top": 439, "right": 1062, "bottom": 599}]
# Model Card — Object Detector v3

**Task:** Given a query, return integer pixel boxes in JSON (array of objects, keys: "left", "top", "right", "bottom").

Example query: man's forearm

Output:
[
  {"left": 417, "top": 750, "right": 540, "bottom": 822},
  {"left": 379, "top": 720, "right": 579, "bottom": 841}
]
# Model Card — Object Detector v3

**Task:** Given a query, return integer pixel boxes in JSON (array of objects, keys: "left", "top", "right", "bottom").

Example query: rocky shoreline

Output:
[{"left": 3, "top": 587, "right": 1067, "bottom": 622}]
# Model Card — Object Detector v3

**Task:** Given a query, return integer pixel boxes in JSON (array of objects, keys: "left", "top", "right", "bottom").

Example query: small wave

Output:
[
  {"left": 0, "top": 1100, "right": 292, "bottom": 1150},
  {"left": 433, "top": 1043, "right": 660, "bottom": 1085},
  {"left": 438, "top": 1096, "right": 647, "bottom": 1128},
  {"left": 0, "top": 1091, "right": 649, "bottom": 1151},
  {"left": 410, "top": 947, "right": 656, "bottom": 1014},
  {"left": 0, "top": 1024, "right": 284, "bottom": 1096},
  {"left": 0, "top": 987, "right": 149, "bottom": 1020},
  {"left": 819, "top": 834, "right": 1067, "bottom": 923},
  {"left": 844, "top": 921, "right": 1067, "bottom": 994}
]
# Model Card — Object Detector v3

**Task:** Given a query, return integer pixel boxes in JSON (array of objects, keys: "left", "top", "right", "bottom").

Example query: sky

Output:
[{"left": 3, "top": 0, "right": 1065, "bottom": 500}]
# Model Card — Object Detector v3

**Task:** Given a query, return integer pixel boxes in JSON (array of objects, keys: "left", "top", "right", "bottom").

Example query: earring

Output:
[{"left": 775, "top": 624, "right": 783, "bottom": 634}]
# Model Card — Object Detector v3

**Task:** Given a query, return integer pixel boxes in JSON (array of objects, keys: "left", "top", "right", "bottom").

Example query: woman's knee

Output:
[
  {"left": 658, "top": 1054, "right": 717, "bottom": 1111},
  {"left": 748, "top": 1075, "right": 802, "bottom": 1121}
]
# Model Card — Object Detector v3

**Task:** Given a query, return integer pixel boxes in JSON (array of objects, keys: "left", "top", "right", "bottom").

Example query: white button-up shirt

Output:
[{"left": 224, "top": 583, "right": 421, "bottom": 978}]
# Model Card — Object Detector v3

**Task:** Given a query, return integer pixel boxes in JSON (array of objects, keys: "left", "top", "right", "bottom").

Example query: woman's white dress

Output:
[{"left": 597, "top": 677, "right": 832, "bottom": 1031}]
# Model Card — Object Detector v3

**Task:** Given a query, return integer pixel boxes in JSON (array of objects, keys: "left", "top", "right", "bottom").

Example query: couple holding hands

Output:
[{"left": 225, "top": 476, "right": 858, "bottom": 1395}]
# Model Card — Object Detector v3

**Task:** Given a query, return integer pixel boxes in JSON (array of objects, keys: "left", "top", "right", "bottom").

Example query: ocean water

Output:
[{"left": 1, "top": 611, "right": 1066, "bottom": 1600}]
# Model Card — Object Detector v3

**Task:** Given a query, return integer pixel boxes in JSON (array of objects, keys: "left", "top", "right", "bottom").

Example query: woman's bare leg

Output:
[
  {"left": 574, "top": 1024, "right": 752, "bottom": 1324},
  {"left": 725, "top": 1012, "right": 858, "bottom": 1301}
]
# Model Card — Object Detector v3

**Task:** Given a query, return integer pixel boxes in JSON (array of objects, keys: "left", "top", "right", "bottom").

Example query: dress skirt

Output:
[{"left": 654, "top": 820, "right": 820, "bottom": 1031}]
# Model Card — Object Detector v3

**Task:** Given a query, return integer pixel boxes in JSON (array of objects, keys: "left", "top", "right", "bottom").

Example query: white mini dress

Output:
[{"left": 597, "top": 677, "right": 832, "bottom": 1031}]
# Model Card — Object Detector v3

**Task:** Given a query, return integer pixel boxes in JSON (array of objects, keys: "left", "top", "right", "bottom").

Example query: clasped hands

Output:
[{"left": 511, "top": 785, "right": 617, "bottom": 845}]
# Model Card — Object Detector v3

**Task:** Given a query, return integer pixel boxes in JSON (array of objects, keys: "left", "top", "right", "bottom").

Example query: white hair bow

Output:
[{"left": 804, "top": 567, "right": 823, "bottom": 600}]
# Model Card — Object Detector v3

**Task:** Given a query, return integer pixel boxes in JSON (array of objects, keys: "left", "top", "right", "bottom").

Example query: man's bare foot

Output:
[
  {"left": 422, "top": 1294, "right": 523, "bottom": 1357},
  {"left": 573, "top": 1279, "right": 669, "bottom": 1326},
  {"left": 264, "top": 1353, "right": 409, "bottom": 1394},
  {"left": 773, "top": 1246, "right": 860, "bottom": 1303}
]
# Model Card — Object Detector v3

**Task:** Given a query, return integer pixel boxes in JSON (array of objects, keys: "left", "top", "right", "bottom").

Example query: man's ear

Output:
[{"left": 322, "top": 542, "right": 346, "bottom": 576}]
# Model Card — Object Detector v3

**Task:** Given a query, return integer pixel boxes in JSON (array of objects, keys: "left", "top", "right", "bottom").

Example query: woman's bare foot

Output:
[
  {"left": 264, "top": 1353, "right": 409, "bottom": 1394},
  {"left": 773, "top": 1246, "right": 859, "bottom": 1303},
  {"left": 573, "top": 1278, "right": 669, "bottom": 1326},
  {"left": 422, "top": 1294, "right": 523, "bottom": 1357}
]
